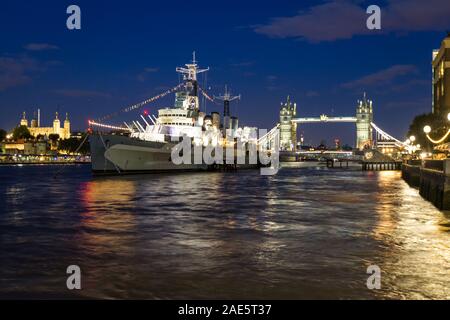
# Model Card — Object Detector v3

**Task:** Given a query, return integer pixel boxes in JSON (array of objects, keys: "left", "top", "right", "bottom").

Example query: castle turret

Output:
[
  {"left": 30, "top": 111, "right": 37, "bottom": 128},
  {"left": 356, "top": 93, "right": 373, "bottom": 150},
  {"left": 53, "top": 112, "right": 61, "bottom": 136},
  {"left": 279, "top": 96, "right": 297, "bottom": 151},
  {"left": 20, "top": 112, "right": 28, "bottom": 127},
  {"left": 64, "top": 112, "right": 70, "bottom": 131}
]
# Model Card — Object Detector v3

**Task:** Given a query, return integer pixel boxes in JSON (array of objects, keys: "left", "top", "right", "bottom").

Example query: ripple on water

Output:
[{"left": 0, "top": 165, "right": 449, "bottom": 299}]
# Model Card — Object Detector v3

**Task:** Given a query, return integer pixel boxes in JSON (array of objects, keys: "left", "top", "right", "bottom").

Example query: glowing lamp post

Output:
[{"left": 423, "top": 113, "right": 450, "bottom": 145}]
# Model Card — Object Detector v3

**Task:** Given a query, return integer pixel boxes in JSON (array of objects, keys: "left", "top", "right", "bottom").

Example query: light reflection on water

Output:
[{"left": 0, "top": 165, "right": 449, "bottom": 299}]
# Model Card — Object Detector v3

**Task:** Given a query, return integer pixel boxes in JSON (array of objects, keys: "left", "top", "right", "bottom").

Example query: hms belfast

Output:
[{"left": 89, "top": 54, "right": 268, "bottom": 174}]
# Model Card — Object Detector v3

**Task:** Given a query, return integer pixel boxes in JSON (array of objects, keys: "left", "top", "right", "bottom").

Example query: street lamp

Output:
[
  {"left": 423, "top": 112, "right": 450, "bottom": 144},
  {"left": 410, "top": 135, "right": 416, "bottom": 142}
]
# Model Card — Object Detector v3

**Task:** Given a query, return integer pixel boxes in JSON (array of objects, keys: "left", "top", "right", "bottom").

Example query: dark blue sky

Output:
[{"left": 1, "top": 0, "right": 450, "bottom": 146}]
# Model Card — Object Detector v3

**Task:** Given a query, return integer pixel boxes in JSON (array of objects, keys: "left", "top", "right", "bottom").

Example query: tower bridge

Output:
[{"left": 277, "top": 93, "right": 405, "bottom": 152}]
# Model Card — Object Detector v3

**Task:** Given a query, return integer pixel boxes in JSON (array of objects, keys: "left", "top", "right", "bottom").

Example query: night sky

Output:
[{"left": 1, "top": 0, "right": 450, "bottom": 146}]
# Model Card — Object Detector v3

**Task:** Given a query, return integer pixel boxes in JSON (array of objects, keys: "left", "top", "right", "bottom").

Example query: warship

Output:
[{"left": 89, "top": 55, "right": 264, "bottom": 174}]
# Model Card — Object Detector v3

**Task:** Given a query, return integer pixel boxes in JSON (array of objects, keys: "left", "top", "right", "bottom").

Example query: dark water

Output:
[{"left": 1, "top": 164, "right": 449, "bottom": 299}]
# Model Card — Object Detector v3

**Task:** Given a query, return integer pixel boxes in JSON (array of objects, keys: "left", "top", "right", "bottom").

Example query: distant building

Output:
[
  {"left": 279, "top": 96, "right": 297, "bottom": 151},
  {"left": 0, "top": 140, "right": 50, "bottom": 155},
  {"left": 19, "top": 110, "right": 71, "bottom": 139},
  {"left": 432, "top": 33, "right": 450, "bottom": 116},
  {"left": 1, "top": 142, "right": 24, "bottom": 154},
  {"left": 24, "top": 141, "right": 49, "bottom": 155},
  {"left": 376, "top": 140, "right": 401, "bottom": 157}
]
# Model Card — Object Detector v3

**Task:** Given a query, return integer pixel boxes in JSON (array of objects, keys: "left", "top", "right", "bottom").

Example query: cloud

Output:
[
  {"left": 137, "top": 67, "right": 159, "bottom": 82},
  {"left": 144, "top": 67, "right": 159, "bottom": 73},
  {"left": 0, "top": 56, "right": 41, "bottom": 91},
  {"left": 264, "top": 75, "right": 279, "bottom": 91},
  {"left": 305, "top": 90, "right": 320, "bottom": 97},
  {"left": 255, "top": 1, "right": 367, "bottom": 42},
  {"left": 384, "top": 0, "right": 450, "bottom": 32},
  {"left": 242, "top": 71, "right": 255, "bottom": 77},
  {"left": 54, "top": 89, "right": 112, "bottom": 99},
  {"left": 390, "top": 79, "right": 429, "bottom": 93},
  {"left": 383, "top": 98, "right": 429, "bottom": 110},
  {"left": 266, "top": 86, "right": 279, "bottom": 92},
  {"left": 254, "top": 0, "right": 450, "bottom": 42},
  {"left": 152, "top": 85, "right": 170, "bottom": 91},
  {"left": 341, "top": 65, "right": 418, "bottom": 89},
  {"left": 24, "top": 43, "right": 59, "bottom": 51},
  {"left": 230, "top": 61, "right": 255, "bottom": 67},
  {"left": 45, "top": 60, "right": 64, "bottom": 67}
]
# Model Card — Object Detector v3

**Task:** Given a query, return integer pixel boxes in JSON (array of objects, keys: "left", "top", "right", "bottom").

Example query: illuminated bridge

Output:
[{"left": 271, "top": 93, "right": 409, "bottom": 152}]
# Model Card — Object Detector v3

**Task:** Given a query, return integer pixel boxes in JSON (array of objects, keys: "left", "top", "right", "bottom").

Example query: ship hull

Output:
[{"left": 89, "top": 134, "right": 208, "bottom": 175}]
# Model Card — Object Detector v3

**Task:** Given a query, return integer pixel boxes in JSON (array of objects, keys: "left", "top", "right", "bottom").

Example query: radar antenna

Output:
[
  {"left": 176, "top": 51, "right": 209, "bottom": 81},
  {"left": 215, "top": 85, "right": 240, "bottom": 133}
]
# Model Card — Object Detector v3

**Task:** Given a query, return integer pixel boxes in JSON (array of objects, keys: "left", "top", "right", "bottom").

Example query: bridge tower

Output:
[
  {"left": 355, "top": 93, "right": 373, "bottom": 150},
  {"left": 279, "top": 96, "right": 297, "bottom": 151}
]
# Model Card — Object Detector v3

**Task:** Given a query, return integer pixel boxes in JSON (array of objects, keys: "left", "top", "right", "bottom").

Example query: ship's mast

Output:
[
  {"left": 176, "top": 52, "right": 209, "bottom": 111},
  {"left": 215, "top": 85, "right": 240, "bottom": 134},
  {"left": 215, "top": 85, "right": 240, "bottom": 116}
]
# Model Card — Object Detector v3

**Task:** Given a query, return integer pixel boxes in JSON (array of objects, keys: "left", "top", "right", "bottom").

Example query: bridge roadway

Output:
[{"left": 291, "top": 116, "right": 357, "bottom": 123}]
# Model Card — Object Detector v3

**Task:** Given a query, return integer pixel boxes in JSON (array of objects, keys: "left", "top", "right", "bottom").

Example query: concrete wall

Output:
[
  {"left": 401, "top": 163, "right": 421, "bottom": 187},
  {"left": 402, "top": 159, "right": 450, "bottom": 210}
]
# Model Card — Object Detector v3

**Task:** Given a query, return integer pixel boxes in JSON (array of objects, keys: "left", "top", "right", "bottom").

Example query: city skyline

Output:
[{"left": 1, "top": 0, "right": 450, "bottom": 145}]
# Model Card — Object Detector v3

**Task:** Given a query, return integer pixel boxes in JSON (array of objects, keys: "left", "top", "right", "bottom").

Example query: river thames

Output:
[{"left": 0, "top": 164, "right": 449, "bottom": 299}]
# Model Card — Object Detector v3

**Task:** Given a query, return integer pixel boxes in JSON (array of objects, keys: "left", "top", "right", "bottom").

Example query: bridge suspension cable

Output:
[{"left": 370, "top": 122, "right": 408, "bottom": 148}]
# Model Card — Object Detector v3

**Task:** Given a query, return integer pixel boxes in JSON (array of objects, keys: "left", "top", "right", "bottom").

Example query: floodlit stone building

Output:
[{"left": 19, "top": 110, "right": 71, "bottom": 139}]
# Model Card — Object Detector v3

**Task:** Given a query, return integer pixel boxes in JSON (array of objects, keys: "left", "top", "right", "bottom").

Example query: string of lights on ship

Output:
[{"left": 89, "top": 83, "right": 219, "bottom": 131}]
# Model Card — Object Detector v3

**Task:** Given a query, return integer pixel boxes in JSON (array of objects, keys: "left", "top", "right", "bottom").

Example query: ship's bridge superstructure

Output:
[{"left": 157, "top": 109, "right": 194, "bottom": 126}]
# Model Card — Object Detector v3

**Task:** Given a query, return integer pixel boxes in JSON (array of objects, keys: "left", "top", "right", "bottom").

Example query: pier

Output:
[
  {"left": 362, "top": 161, "right": 402, "bottom": 171},
  {"left": 325, "top": 159, "right": 357, "bottom": 168},
  {"left": 281, "top": 149, "right": 403, "bottom": 171}
]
